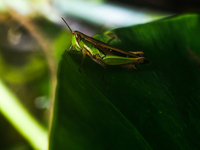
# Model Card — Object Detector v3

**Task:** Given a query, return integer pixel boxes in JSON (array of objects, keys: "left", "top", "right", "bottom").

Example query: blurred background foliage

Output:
[{"left": 0, "top": 0, "right": 199, "bottom": 149}]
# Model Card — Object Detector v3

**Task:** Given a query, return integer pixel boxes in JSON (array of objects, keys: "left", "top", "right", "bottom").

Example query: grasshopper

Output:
[{"left": 62, "top": 18, "right": 148, "bottom": 82}]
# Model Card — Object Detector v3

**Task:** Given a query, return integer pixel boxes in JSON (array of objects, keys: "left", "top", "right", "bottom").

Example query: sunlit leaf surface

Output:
[{"left": 50, "top": 14, "right": 200, "bottom": 150}]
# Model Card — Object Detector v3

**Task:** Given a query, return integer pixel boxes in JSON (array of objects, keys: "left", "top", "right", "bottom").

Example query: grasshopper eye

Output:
[{"left": 76, "top": 34, "right": 81, "bottom": 42}]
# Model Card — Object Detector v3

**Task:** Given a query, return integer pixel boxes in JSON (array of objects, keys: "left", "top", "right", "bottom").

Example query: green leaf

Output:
[{"left": 50, "top": 14, "right": 200, "bottom": 150}]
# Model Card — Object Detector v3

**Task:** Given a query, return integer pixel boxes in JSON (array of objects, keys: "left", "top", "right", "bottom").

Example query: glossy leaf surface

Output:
[{"left": 50, "top": 14, "right": 200, "bottom": 150}]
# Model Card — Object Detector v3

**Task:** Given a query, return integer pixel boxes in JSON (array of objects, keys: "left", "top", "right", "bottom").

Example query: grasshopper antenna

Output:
[
  {"left": 61, "top": 17, "right": 73, "bottom": 33},
  {"left": 61, "top": 17, "right": 73, "bottom": 52}
]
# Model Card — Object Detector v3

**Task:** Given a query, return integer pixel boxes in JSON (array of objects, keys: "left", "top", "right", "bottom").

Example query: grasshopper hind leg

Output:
[{"left": 129, "top": 51, "right": 144, "bottom": 56}]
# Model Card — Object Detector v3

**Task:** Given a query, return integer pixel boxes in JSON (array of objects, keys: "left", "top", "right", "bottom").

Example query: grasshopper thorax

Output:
[{"left": 62, "top": 18, "right": 87, "bottom": 52}]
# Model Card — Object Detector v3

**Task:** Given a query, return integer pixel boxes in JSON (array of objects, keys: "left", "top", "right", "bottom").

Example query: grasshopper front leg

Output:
[
  {"left": 65, "top": 45, "right": 73, "bottom": 52},
  {"left": 78, "top": 48, "right": 86, "bottom": 73}
]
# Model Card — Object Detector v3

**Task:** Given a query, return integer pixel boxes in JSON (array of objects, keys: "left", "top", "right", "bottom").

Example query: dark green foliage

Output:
[{"left": 50, "top": 14, "right": 200, "bottom": 150}]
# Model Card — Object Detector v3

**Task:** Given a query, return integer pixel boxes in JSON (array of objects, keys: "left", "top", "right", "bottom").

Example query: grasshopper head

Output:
[
  {"left": 71, "top": 31, "right": 83, "bottom": 52},
  {"left": 72, "top": 31, "right": 82, "bottom": 42},
  {"left": 62, "top": 18, "right": 84, "bottom": 52}
]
